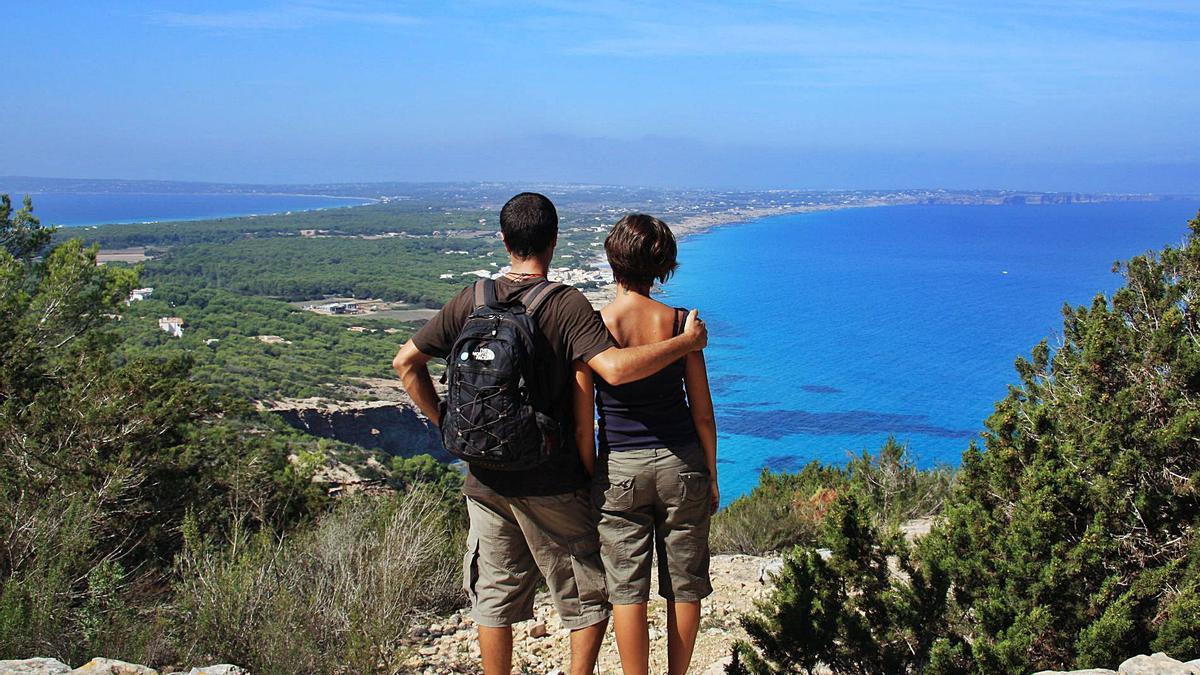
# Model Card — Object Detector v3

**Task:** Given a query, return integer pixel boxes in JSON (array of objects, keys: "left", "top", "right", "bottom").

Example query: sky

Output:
[{"left": 2, "top": 1, "right": 1199, "bottom": 192}]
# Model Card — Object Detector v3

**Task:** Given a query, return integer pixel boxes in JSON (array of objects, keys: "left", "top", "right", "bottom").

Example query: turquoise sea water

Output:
[
  {"left": 661, "top": 201, "right": 1200, "bottom": 504},
  {"left": 11, "top": 192, "right": 373, "bottom": 227}
]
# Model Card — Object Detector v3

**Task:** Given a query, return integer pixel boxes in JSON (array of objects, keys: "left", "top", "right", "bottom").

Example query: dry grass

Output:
[{"left": 172, "top": 485, "right": 463, "bottom": 674}]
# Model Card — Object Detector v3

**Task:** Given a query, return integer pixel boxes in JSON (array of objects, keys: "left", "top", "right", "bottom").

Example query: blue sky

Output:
[{"left": 2, "top": 1, "right": 1198, "bottom": 192}]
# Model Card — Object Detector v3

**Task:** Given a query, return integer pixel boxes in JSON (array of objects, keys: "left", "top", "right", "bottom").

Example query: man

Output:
[{"left": 393, "top": 192, "right": 706, "bottom": 675}]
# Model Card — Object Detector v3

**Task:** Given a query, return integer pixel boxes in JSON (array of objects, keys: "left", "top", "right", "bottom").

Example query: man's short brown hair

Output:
[
  {"left": 500, "top": 192, "right": 558, "bottom": 259},
  {"left": 604, "top": 213, "right": 679, "bottom": 289}
]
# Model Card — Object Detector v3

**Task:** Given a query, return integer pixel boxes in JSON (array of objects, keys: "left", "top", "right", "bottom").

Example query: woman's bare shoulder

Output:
[{"left": 602, "top": 296, "right": 680, "bottom": 343}]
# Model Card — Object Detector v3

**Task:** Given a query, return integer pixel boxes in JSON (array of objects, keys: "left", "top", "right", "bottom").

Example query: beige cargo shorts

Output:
[
  {"left": 463, "top": 488, "right": 610, "bottom": 630},
  {"left": 592, "top": 445, "right": 713, "bottom": 605}
]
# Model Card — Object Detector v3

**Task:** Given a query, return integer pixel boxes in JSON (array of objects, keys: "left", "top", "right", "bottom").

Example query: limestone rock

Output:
[
  {"left": 757, "top": 559, "right": 784, "bottom": 583},
  {"left": 899, "top": 517, "right": 934, "bottom": 542},
  {"left": 0, "top": 659, "right": 72, "bottom": 675},
  {"left": 185, "top": 667, "right": 246, "bottom": 675},
  {"left": 702, "top": 656, "right": 733, "bottom": 674},
  {"left": 529, "top": 622, "right": 549, "bottom": 638},
  {"left": 1032, "top": 670, "right": 1117, "bottom": 675},
  {"left": 71, "top": 659, "right": 157, "bottom": 675},
  {"left": 1118, "top": 653, "right": 1198, "bottom": 675}
]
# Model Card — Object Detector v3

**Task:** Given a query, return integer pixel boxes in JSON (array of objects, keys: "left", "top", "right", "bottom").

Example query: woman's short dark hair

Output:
[
  {"left": 500, "top": 192, "right": 558, "bottom": 259},
  {"left": 605, "top": 213, "right": 679, "bottom": 289}
]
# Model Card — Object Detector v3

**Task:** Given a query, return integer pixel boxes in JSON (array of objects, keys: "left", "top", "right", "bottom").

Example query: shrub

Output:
[
  {"left": 730, "top": 492, "right": 951, "bottom": 675},
  {"left": 0, "top": 198, "right": 325, "bottom": 663},
  {"left": 845, "top": 438, "right": 956, "bottom": 527},
  {"left": 712, "top": 439, "right": 954, "bottom": 555},
  {"left": 712, "top": 464, "right": 846, "bottom": 555},
  {"left": 171, "top": 485, "right": 464, "bottom": 674}
]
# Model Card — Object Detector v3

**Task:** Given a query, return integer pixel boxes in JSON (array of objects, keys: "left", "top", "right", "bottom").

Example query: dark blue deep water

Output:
[
  {"left": 662, "top": 202, "right": 1200, "bottom": 504},
  {"left": 14, "top": 192, "right": 372, "bottom": 227}
]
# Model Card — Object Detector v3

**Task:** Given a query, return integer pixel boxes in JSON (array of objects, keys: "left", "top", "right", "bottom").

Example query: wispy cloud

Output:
[
  {"left": 150, "top": 1, "right": 418, "bottom": 31},
  {"left": 520, "top": 0, "right": 1200, "bottom": 58},
  {"left": 500, "top": 0, "right": 1200, "bottom": 97}
]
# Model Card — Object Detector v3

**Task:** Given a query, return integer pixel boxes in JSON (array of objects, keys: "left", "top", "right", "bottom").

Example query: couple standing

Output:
[{"left": 393, "top": 192, "right": 718, "bottom": 675}]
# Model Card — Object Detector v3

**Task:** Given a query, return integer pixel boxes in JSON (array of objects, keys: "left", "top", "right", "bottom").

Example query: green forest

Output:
[
  {"left": 116, "top": 285, "right": 416, "bottom": 401},
  {"left": 145, "top": 236, "right": 494, "bottom": 305},
  {"left": 70, "top": 200, "right": 491, "bottom": 248}
]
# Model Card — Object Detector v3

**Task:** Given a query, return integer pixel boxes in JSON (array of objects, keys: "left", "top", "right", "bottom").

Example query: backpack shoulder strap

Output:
[
  {"left": 473, "top": 278, "right": 500, "bottom": 309},
  {"left": 522, "top": 280, "right": 567, "bottom": 318}
]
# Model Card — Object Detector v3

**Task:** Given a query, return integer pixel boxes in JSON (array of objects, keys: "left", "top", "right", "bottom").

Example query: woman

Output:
[{"left": 573, "top": 213, "right": 719, "bottom": 675}]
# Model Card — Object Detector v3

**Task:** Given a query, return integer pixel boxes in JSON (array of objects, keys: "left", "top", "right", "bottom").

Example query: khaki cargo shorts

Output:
[
  {"left": 592, "top": 445, "right": 713, "bottom": 605},
  {"left": 463, "top": 489, "right": 610, "bottom": 630}
]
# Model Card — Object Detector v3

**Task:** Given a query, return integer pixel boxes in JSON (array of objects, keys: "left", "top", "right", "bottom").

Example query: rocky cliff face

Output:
[{"left": 272, "top": 398, "right": 448, "bottom": 461}]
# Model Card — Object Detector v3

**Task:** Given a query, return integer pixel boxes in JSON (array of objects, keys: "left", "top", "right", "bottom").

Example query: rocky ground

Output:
[
  {"left": 0, "top": 660, "right": 244, "bottom": 675},
  {"left": 398, "top": 553, "right": 782, "bottom": 675},
  {"left": 1037, "top": 653, "right": 1200, "bottom": 675}
]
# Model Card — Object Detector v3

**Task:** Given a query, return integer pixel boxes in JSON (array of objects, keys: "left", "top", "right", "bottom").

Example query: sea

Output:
[
  {"left": 12, "top": 191, "right": 373, "bottom": 227},
  {"left": 661, "top": 201, "right": 1200, "bottom": 504}
]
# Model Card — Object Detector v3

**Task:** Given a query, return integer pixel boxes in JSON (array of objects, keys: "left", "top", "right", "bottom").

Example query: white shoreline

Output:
[{"left": 52, "top": 193, "right": 379, "bottom": 229}]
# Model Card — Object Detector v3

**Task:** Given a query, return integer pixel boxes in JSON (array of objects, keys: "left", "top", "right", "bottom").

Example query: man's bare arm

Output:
[
  {"left": 392, "top": 340, "right": 442, "bottom": 426},
  {"left": 587, "top": 309, "right": 708, "bottom": 386},
  {"left": 572, "top": 362, "right": 597, "bottom": 476}
]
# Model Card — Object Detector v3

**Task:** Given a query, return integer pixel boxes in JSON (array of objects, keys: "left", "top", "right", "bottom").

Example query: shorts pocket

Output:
[
  {"left": 567, "top": 535, "right": 608, "bottom": 609},
  {"left": 680, "top": 471, "right": 709, "bottom": 503},
  {"left": 601, "top": 477, "right": 635, "bottom": 511},
  {"left": 462, "top": 529, "right": 480, "bottom": 601}
]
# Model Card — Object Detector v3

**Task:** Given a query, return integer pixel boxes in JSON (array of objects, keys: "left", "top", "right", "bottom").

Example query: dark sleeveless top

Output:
[{"left": 595, "top": 307, "right": 700, "bottom": 452}]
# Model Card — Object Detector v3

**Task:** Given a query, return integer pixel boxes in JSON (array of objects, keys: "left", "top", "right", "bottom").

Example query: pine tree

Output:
[
  {"left": 930, "top": 211, "right": 1200, "bottom": 671},
  {"left": 732, "top": 211, "right": 1200, "bottom": 674},
  {"left": 0, "top": 195, "right": 323, "bottom": 661},
  {"left": 0, "top": 194, "right": 54, "bottom": 261}
]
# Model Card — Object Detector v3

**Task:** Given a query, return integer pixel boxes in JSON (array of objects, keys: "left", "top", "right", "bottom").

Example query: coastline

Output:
[
  {"left": 48, "top": 192, "right": 379, "bottom": 229},
  {"left": 579, "top": 193, "right": 1162, "bottom": 306},
  {"left": 581, "top": 201, "right": 887, "bottom": 306},
  {"left": 668, "top": 202, "right": 878, "bottom": 242}
]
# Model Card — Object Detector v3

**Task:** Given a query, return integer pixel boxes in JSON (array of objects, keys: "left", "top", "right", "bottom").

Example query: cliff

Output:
[{"left": 270, "top": 397, "right": 447, "bottom": 461}]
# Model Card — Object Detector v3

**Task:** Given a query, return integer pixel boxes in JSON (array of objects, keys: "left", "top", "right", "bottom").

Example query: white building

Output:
[
  {"left": 127, "top": 287, "right": 154, "bottom": 304},
  {"left": 158, "top": 317, "right": 183, "bottom": 338}
]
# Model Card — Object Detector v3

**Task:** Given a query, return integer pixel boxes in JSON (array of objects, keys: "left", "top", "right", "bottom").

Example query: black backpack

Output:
[{"left": 439, "top": 278, "right": 566, "bottom": 471}]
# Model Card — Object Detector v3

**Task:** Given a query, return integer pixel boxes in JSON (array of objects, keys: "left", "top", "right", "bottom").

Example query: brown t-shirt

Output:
[{"left": 412, "top": 277, "right": 614, "bottom": 497}]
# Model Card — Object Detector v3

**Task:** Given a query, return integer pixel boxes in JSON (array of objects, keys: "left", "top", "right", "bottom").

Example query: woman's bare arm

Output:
[
  {"left": 684, "top": 349, "right": 719, "bottom": 513},
  {"left": 572, "top": 361, "right": 597, "bottom": 476}
]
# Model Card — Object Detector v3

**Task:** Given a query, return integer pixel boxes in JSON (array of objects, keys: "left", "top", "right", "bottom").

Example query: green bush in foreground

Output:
[
  {"left": 712, "top": 438, "right": 954, "bottom": 555},
  {"left": 0, "top": 197, "right": 323, "bottom": 663},
  {"left": 732, "top": 213, "right": 1200, "bottom": 674},
  {"left": 730, "top": 493, "right": 952, "bottom": 675}
]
